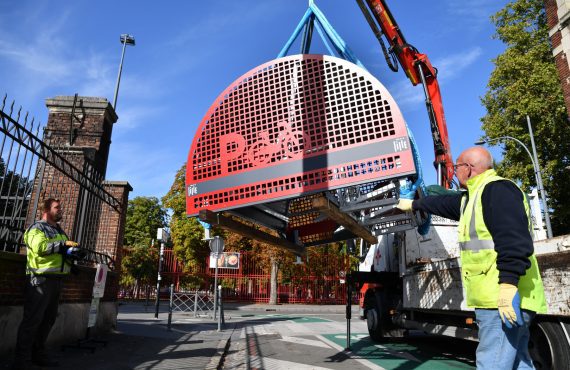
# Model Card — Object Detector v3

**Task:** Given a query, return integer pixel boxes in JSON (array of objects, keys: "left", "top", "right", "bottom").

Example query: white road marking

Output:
[
  {"left": 254, "top": 356, "right": 335, "bottom": 370},
  {"left": 280, "top": 336, "right": 332, "bottom": 349},
  {"left": 375, "top": 344, "right": 421, "bottom": 363},
  {"left": 317, "top": 335, "right": 386, "bottom": 370}
]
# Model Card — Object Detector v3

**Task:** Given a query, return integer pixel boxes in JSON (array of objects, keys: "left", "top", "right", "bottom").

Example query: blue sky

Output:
[{"left": 0, "top": 0, "right": 509, "bottom": 199}]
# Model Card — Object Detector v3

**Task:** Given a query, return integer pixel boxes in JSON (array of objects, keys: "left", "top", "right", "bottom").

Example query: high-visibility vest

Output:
[
  {"left": 458, "top": 169, "right": 546, "bottom": 313},
  {"left": 24, "top": 220, "right": 71, "bottom": 276}
]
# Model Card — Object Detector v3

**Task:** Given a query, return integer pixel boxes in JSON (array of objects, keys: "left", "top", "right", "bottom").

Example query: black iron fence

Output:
[{"left": 0, "top": 95, "right": 122, "bottom": 262}]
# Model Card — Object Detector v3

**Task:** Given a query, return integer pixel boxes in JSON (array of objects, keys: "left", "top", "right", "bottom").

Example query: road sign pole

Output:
[{"left": 209, "top": 236, "right": 225, "bottom": 320}]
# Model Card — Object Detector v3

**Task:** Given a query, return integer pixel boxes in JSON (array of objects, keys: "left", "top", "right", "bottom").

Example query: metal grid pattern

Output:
[
  {"left": 171, "top": 291, "right": 214, "bottom": 318},
  {"left": 161, "top": 250, "right": 354, "bottom": 305},
  {"left": 187, "top": 54, "right": 414, "bottom": 216}
]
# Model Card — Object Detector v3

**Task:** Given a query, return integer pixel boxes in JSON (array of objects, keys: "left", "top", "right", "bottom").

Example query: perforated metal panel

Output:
[{"left": 186, "top": 54, "right": 415, "bottom": 217}]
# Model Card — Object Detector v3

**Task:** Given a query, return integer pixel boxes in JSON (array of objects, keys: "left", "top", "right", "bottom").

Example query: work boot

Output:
[{"left": 32, "top": 352, "right": 59, "bottom": 367}]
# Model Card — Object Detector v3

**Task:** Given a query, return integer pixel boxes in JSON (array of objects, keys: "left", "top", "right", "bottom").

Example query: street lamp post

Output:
[
  {"left": 112, "top": 34, "right": 135, "bottom": 110},
  {"left": 475, "top": 123, "right": 553, "bottom": 238},
  {"left": 525, "top": 116, "right": 553, "bottom": 239}
]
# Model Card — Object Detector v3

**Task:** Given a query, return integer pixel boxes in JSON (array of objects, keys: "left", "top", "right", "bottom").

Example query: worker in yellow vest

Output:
[
  {"left": 13, "top": 198, "right": 80, "bottom": 370},
  {"left": 397, "top": 146, "right": 546, "bottom": 370}
]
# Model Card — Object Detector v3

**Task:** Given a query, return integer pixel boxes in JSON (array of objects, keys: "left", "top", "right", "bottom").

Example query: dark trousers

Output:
[{"left": 14, "top": 277, "right": 62, "bottom": 361}]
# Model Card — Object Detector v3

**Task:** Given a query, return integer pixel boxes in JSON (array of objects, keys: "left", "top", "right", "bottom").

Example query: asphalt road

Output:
[{"left": 220, "top": 309, "right": 477, "bottom": 370}]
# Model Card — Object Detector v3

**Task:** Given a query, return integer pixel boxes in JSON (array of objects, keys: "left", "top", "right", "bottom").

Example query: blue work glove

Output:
[
  {"left": 66, "top": 246, "right": 87, "bottom": 260},
  {"left": 396, "top": 184, "right": 417, "bottom": 212},
  {"left": 498, "top": 283, "right": 524, "bottom": 328},
  {"left": 400, "top": 183, "right": 417, "bottom": 200},
  {"left": 59, "top": 240, "right": 78, "bottom": 255}
]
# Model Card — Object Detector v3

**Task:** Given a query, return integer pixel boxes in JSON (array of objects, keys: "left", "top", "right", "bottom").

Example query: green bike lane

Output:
[
  {"left": 322, "top": 333, "right": 475, "bottom": 370},
  {"left": 229, "top": 312, "right": 476, "bottom": 369}
]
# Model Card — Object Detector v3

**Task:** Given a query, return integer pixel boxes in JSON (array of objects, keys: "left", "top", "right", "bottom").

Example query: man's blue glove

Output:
[
  {"left": 66, "top": 246, "right": 87, "bottom": 260},
  {"left": 396, "top": 184, "right": 417, "bottom": 212},
  {"left": 400, "top": 183, "right": 417, "bottom": 199},
  {"left": 498, "top": 283, "right": 524, "bottom": 328}
]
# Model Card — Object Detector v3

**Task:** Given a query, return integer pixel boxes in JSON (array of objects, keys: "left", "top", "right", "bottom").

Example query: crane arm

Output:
[{"left": 357, "top": 0, "right": 454, "bottom": 188}]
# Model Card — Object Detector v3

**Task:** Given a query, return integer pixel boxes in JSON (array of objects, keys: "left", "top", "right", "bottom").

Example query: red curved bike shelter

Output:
[{"left": 186, "top": 54, "right": 416, "bottom": 248}]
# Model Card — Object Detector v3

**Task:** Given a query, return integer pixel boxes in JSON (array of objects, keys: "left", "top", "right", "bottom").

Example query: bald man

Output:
[{"left": 398, "top": 147, "right": 546, "bottom": 370}]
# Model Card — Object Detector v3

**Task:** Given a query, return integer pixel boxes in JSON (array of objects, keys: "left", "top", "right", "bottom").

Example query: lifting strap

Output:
[
  {"left": 279, "top": 1, "right": 431, "bottom": 235},
  {"left": 277, "top": 0, "right": 365, "bottom": 69}
]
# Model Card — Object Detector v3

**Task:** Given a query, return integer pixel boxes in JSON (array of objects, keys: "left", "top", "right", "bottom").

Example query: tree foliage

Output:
[
  {"left": 162, "top": 163, "right": 210, "bottom": 272},
  {"left": 121, "top": 244, "right": 159, "bottom": 286},
  {"left": 481, "top": 0, "right": 570, "bottom": 234},
  {"left": 121, "top": 196, "right": 168, "bottom": 291},
  {"left": 124, "top": 196, "right": 168, "bottom": 247}
]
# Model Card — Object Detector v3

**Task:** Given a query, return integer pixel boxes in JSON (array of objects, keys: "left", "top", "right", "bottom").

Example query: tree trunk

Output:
[{"left": 269, "top": 258, "right": 279, "bottom": 305}]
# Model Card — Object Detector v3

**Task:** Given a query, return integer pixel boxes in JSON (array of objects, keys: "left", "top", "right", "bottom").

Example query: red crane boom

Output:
[{"left": 357, "top": 0, "right": 454, "bottom": 188}]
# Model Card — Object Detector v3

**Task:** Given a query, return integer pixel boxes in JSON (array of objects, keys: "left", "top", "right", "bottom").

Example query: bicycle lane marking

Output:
[{"left": 319, "top": 333, "right": 475, "bottom": 370}]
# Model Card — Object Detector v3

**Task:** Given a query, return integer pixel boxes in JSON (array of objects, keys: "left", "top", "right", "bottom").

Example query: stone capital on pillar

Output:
[{"left": 45, "top": 96, "right": 118, "bottom": 176}]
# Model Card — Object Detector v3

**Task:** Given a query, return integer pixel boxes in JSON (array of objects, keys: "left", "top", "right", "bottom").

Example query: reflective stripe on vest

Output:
[
  {"left": 24, "top": 221, "right": 70, "bottom": 276},
  {"left": 457, "top": 169, "right": 547, "bottom": 313},
  {"left": 27, "top": 265, "right": 68, "bottom": 274},
  {"left": 459, "top": 186, "right": 496, "bottom": 252}
]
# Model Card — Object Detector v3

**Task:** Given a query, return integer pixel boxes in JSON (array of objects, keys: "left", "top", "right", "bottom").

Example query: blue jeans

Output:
[{"left": 475, "top": 308, "right": 535, "bottom": 370}]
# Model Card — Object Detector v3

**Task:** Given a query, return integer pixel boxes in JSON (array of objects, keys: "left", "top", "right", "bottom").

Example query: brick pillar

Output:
[
  {"left": 44, "top": 96, "right": 117, "bottom": 176},
  {"left": 29, "top": 96, "right": 117, "bottom": 236},
  {"left": 26, "top": 96, "right": 130, "bottom": 258},
  {"left": 99, "top": 181, "right": 132, "bottom": 268}
]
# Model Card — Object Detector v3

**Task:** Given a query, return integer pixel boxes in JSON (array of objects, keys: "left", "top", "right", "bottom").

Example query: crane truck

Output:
[
  {"left": 352, "top": 2, "right": 570, "bottom": 369},
  {"left": 183, "top": 1, "right": 569, "bottom": 368}
]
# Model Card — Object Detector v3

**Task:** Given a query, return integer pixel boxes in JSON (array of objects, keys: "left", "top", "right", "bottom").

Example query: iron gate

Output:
[{"left": 0, "top": 95, "right": 122, "bottom": 264}]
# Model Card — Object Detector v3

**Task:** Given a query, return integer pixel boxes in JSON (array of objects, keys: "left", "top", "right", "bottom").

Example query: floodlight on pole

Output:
[
  {"left": 112, "top": 34, "right": 135, "bottom": 110},
  {"left": 475, "top": 127, "right": 553, "bottom": 239}
]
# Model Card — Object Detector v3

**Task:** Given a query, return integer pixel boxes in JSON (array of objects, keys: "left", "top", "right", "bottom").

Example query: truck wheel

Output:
[
  {"left": 529, "top": 321, "right": 570, "bottom": 370},
  {"left": 366, "top": 307, "right": 384, "bottom": 342}
]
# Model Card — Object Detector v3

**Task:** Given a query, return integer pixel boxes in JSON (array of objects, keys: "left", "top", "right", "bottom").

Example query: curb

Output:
[
  {"left": 205, "top": 323, "right": 236, "bottom": 370},
  {"left": 224, "top": 303, "right": 359, "bottom": 314}
]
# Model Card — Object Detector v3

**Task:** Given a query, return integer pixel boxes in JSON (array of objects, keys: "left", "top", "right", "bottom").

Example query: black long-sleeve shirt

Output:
[{"left": 412, "top": 180, "right": 533, "bottom": 285}]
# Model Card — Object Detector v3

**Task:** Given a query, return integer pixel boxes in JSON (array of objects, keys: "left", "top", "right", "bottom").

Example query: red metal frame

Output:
[
  {"left": 186, "top": 54, "right": 416, "bottom": 216},
  {"left": 161, "top": 249, "right": 357, "bottom": 304}
]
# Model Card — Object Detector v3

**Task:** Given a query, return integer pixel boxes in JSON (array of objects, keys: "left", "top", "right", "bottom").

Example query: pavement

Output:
[
  {"left": 0, "top": 301, "right": 355, "bottom": 370},
  {"left": 1, "top": 302, "right": 476, "bottom": 369}
]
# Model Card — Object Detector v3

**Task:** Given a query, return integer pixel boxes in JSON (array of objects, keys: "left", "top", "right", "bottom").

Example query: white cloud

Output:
[
  {"left": 0, "top": 23, "right": 115, "bottom": 99},
  {"left": 433, "top": 47, "right": 483, "bottom": 83},
  {"left": 114, "top": 105, "right": 165, "bottom": 131},
  {"left": 388, "top": 79, "right": 425, "bottom": 110},
  {"left": 384, "top": 47, "right": 482, "bottom": 110},
  {"left": 445, "top": 0, "right": 499, "bottom": 30},
  {"left": 168, "top": 1, "right": 287, "bottom": 48}
]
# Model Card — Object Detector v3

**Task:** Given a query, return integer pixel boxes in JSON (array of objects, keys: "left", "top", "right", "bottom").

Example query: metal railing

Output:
[
  {"left": 170, "top": 290, "right": 215, "bottom": 317},
  {"left": 0, "top": 95, "right": 122, "bottom": 258},
  {"left": 167, "top": 286, "right": 225, "bottom": 331}
]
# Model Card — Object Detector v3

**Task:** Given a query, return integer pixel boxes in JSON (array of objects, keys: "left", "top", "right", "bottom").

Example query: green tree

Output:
[
  {"left": 120, "top": 244, "right": 159, "bottom": 294},
  {"left": 481, "top": 0, "right": 570, "bottom": 234},
  {"left": 121, "top": 196, "right": 168, "bottom": 297},
  {"left": 124, "top": 196, "right": 168, "bottom": 247},
  {"left": 162, "top": 164, "right": 210, "bottom": 274}
]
